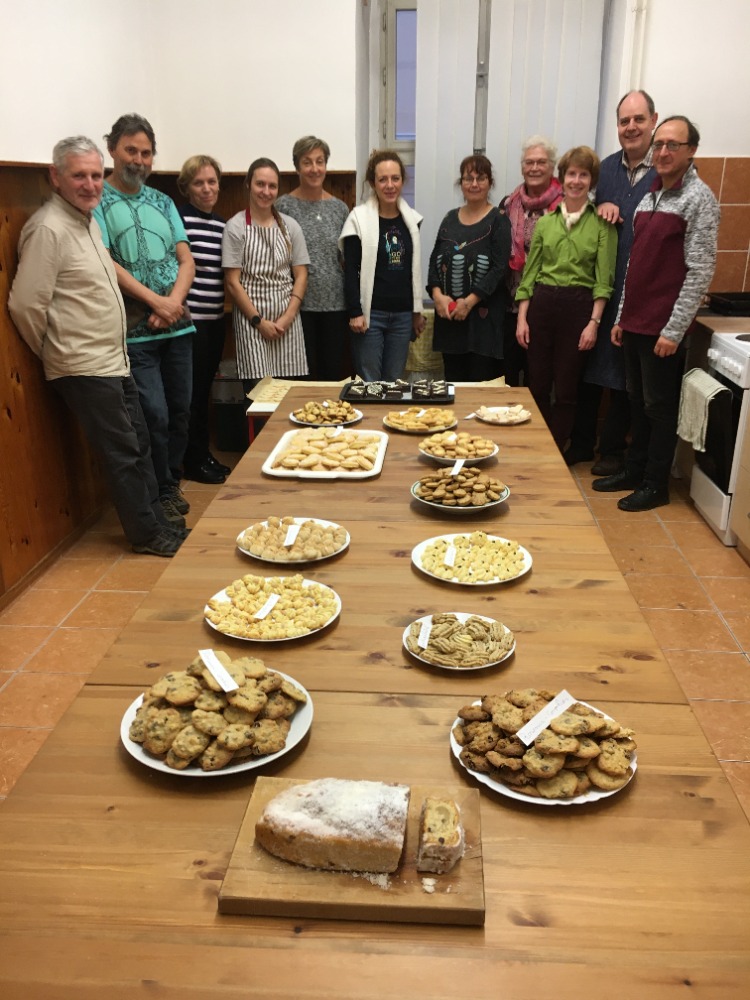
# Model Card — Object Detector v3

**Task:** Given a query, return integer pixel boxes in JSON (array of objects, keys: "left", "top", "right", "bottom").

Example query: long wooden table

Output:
[{"left": 1, "top": 386, "right": 749, "bottom": 999}]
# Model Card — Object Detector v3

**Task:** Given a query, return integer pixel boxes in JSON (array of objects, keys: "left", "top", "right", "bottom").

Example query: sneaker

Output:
[
  {"left": 617, "top": 486, "right": 670, "bottom": 512},
  {"left": 159, "top": 493, "right": 187, "bottom": 525},
  {"left": 165, "top": 483, "right": 190, "bottom": 514},
  {"left": 132, "top": 528, "right": 181, "bottom": 557}
]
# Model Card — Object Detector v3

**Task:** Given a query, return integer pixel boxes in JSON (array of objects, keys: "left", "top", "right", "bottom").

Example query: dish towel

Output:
[{"left": 677, "top": 367, "right": 730, "bottom": 451}]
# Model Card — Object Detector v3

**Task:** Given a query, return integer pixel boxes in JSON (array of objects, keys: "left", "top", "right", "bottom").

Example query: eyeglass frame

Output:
[{"left": 652, "top": 140, "right": 693, "bottom": 153}]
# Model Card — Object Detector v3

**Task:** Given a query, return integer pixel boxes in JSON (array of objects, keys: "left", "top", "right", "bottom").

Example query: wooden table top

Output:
[{"left": 1, "top": 385, "right": 749, "bottom": 999}]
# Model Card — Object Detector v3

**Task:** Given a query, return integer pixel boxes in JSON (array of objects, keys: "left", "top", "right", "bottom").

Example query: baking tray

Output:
[
  {"left": 219, "top": 776, "right": 484, "bottom": 925},
  {"left": 708, "top": 293, "right": 750, "bottom": 316},
  {"left": 339, "top": 381, "right": 455, "bottom": 404}
]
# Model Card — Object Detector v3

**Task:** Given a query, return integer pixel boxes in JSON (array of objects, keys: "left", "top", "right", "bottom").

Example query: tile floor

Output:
[{"left": 1, "top": 460, "right": 750, "bottom": 824}]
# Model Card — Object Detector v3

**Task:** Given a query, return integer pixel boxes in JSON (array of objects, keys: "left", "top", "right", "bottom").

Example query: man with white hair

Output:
[{"left": 8, "top": 136, "right": 184, "bottom": 556}]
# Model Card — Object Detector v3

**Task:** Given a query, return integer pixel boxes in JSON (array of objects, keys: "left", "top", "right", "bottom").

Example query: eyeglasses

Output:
[
  {"left": 522, "top": 159, "right": 549, "bottom": 168},
  {"left": 461, "top": 174, "right": 489, "bottom": 184},
  {"left": 652, "top": 140, "right": 692, "bottom": 153}
]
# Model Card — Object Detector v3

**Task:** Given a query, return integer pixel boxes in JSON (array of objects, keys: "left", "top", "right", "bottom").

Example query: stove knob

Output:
[{"left": 707, "top": 348, "right": 719, "bottom": 360}]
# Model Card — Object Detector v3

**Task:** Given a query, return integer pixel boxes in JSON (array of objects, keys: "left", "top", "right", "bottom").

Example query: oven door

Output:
[{"left": 694, "top": 367, "right": 744, "bottom": 493}]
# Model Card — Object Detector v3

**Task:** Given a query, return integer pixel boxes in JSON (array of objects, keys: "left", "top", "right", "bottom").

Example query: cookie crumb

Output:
[
  {"left": 352, "top": 871, "right": 391, "bottom": 890},
  {"left": 421, "top": 877, "right": 437, "bottom": 894}
]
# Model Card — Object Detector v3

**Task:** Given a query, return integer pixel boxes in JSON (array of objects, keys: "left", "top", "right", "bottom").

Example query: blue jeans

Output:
[
  {"left": 128, "top": 334, "right": 193, "bottom": 493},
  {"left": 351, "top": 310, "right": 412, "bottom": 381}
]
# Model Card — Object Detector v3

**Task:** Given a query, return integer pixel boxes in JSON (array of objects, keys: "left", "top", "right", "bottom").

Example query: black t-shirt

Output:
[{"left": 343, "top": 213, "right": 414, "bottom": 316}]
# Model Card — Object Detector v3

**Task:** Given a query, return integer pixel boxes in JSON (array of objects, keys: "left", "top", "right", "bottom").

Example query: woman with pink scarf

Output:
[{"left": 500, "top": 136, "right": 562, "bottom": 385}]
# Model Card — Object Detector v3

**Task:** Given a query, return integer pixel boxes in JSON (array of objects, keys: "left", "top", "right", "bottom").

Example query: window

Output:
[{"left": 382, "top": 0, "right": 417, "bottom": 205}]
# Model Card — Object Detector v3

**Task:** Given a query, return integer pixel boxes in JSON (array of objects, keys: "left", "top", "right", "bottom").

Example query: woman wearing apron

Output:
[{"left": 222, "top": 157, "right": 310, "bottom": 391}]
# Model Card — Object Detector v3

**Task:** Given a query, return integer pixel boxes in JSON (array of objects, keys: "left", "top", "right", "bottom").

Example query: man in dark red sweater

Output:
[{"left": 592, "top": 115, "right": 720, "bottom": 512}]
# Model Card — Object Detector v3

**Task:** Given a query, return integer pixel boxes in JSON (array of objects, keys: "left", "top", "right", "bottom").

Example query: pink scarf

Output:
[{"left": 504, "top": 178, "right": 563, "bottom": 271}]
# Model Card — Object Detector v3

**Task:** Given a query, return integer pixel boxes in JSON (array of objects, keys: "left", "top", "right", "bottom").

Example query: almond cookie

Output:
[
  {"left": 522, "top": 747, "right": 566, "bottom": 778},
  {"left": 537, "top": 769, "right": 579, "bottom": 799},
  {"left": 586, "top": 759, "right": 631, "bottom": 791}
]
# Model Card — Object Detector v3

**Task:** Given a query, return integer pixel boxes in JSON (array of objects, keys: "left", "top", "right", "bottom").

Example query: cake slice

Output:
[
  {"left": 255, "top": 778, "right": 410, "bottom": 873},
  {"left": 415, "top": 796, "right": 464, "bottom": 874}
]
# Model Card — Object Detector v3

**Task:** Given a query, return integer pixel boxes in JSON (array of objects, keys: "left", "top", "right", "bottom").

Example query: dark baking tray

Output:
[
  {"left": 339, "top": 382, "right": 455, "bottom": 405},
  {"left": 708, "top": 293, "right": 750, "bottom": 316}
]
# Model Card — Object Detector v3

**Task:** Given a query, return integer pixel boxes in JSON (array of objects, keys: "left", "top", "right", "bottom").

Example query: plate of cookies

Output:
[
  {"left": 418, "top": 430, "right": 498, "bottom": 465},
  {"left": 475, "top": 404, "right": 531, "bottom": 426},
  {"left": 411, "top": 468, "right": 509, "bottom": 513},
  {"left": 450, "top": 689, "right": 637, "bottom": 805},
  {"left": 403, "top": 613, "right": 515, "bottom": 671},
  {"left": 262, "top": 427, "right": 388, "bottom": 479},
  {"left": 289, "top": 400, "right": 363, "bottom": 427},
  {"left": 236, "top": 517, "right": 350, "bottom": 564},
  {"left": 383, "top": 407, "right": 458, "bottom": 434},
  {"left": 120, "top": 656, "right": 313, "bottom": 776},
  {"left": 204, "top": 573, "right": 341, "bottom": 641},
  {"left": 412, "top": 531, "right": 531, "bottom": 585}
]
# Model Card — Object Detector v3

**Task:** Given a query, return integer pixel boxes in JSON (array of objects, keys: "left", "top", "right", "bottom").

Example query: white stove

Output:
[{"left": 706, "top": 332, "right": 750, "bottom": 389}]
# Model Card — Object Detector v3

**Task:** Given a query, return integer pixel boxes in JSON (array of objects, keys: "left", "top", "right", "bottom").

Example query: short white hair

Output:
[
  {"left": 52, "top": 136, "right": 104, "bottom": 172},
  {"left": 520, "top": 135, "right": 557, "bottom": 165}
]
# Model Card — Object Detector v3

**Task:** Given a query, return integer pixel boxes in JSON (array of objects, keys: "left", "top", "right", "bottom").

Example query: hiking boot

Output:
[
  {"left": 132, "top": 528, "right": 182, "bottom": 557},
  {"left": 159, "top": 493, "right": 187, "bottom": 525},
  {"left": 165, "top": 483, "right": 190, "bottom": 514}
]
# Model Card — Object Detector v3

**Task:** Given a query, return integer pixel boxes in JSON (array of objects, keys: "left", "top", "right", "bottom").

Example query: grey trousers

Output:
[{"left": 53, "top": 374, "right": 165, "bottom": 545}]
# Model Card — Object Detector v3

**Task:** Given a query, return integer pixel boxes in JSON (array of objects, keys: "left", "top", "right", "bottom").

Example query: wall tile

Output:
[
  {"left": 711, "top": 251, "right": 747, "bottom": 292},
  {"left": 722, "top": 158, "right": 750, "bottom": 204},
  {"left": 717, "top": 204, "right": 750, "bottom": 252},
  {"left": 694, "top": 157, "right": 724, "bottom": 200}
]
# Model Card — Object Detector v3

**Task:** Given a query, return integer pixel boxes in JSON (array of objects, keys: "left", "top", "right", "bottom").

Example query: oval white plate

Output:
[
  {"left": 475, "top": 406, "right": 531, "bottom": 425},
  {"left": 403, "top": 613, "right": 515, "bottom": 671},
  {"left": 418, "top": 442, "right": 499, "bottom": 465},
  {"left": 411, "top": 532, "right": 532, "bottom": 585},
  {"left": 450, "top": 699, "right": 637, "bottom": 806},
  {"left": 120, "top": 670, "right": 313, "bottom": 778},
  {"left": 410, "top": 481, "right": 510, "bottom": 513},
  {"left": 204, "top": 578, "right": 341, "bottom": 641},
  {"left": 383, "top": 411, "right": 458, "bottom": 434},
  {"left": 236, "top": 517, "right": 350, "bottom": 564},
  {"left": 289, "top": 407, "right": 363, "bottom": 427}
]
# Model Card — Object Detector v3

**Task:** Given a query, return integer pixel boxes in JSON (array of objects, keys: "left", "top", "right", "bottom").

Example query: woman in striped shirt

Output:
[{"left": 177, "top": 155, "right": 229, "bottom": 484}]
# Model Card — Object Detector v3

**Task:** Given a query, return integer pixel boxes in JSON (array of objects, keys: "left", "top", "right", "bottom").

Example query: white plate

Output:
[
  {"left": 450, "top": 699, "right": 637, "bottom": 806},
  {"left": 411, "top": 532, "right": 532, "bottom": 585},
  {"left": 411, "top": 481, "right": 510, "bottom": 513},
  {"left": 403, "top": 613, "right": 515, "bottom": 671},
  {"left": 236, "top": 517, "right": 350, "bottom": 564},
  {"left": 383, "top": 411, "right": 458, "bottom": 434},
  {"left": 262, "top": 428, "right": 388, "bottom": 480},
  {"left": 120, "top": 670, "right": 314, "bottom": 778},
  {"left": 418, "top": 442, "right": 499, "bottom": 465},
  {"left": 289, "top": 407, "right": 363, "bottom": 427},
  {"left": 475, "top": 406, "right": 531, "bottom": 426},
  {"left": 204, "top": 578, "right": 342, "bottom": 641}
]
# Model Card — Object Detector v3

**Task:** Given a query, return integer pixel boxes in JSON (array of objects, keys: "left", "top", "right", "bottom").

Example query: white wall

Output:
[{"left": 0, "top": 0, "right": 358, "bottom": 172}]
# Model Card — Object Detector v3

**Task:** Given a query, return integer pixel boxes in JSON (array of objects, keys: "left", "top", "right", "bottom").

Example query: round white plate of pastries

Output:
[
  {"left": 289, "top": 406, "right": 363, "bottom": 427},
  {"left": 403, "top": 613, "right": 515, "bottom": 671},
  {"left": 475, "top": 404, "right": 531, "bottom": 425},
  {"left": 411, "top": 532, "right": 532, "bottom": 585},
  {"left": 418, "top": 432, "right": 499, "bottom": 465},
  {"left": 449, "top": 698, "right": 637, "bottom": 806},
  {"left": 204, "top": 577, "right": 341, "bottom": 641},
  {"left": 236, "top": 517, "right": 350, "bottom": 564},
  {"left": 410, "top": 481, "right": 510, "bottom": 513},
  {"left": 120, "top": 670, "right": 313, "bottom": 778}
]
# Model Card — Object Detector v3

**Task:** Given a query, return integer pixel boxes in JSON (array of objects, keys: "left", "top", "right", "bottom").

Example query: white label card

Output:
[
  {"left": 451, "top": 458, "right": 465, "bottom": 475},
  {"left": 516, "top": 689, "right": 576, "bottom": 746},
  {"left": 199, "top": 649, "right": 239, "bottom": 692},
  {"left": 284, "top": 523, "right": 301, "bottom": 547},
  {"left": 444, "top": 544, "right": 457, "bottom": 567},
  {"left": 466, "top": 412, "right": 477, "bottom": 418},
  {"left": 418, "top": 618, "right": 432, "bottom": 649},
  {"left": 254, "top": 593, "right": 280, "bottom": 619}
]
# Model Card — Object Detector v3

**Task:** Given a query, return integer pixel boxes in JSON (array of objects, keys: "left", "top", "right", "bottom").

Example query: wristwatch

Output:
[{"left": 250, "top": 313, "right": 262, "bottom": 328}]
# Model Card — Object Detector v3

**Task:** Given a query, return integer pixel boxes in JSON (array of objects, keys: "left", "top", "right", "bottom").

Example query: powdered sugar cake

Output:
[{"left": 219, "top": 777, "right": 485, "bottom": 925}]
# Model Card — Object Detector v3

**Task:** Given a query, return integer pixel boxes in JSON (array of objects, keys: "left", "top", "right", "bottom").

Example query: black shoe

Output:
[
  {"left": 207, "top": 453, "right": 231, "bottom": 476},
  {"left": 132, "top": 528, "right": 181, "bottom": 557},
  {"left": 618, "top": 486, "right": 670, "bottom": 512},
  {"left": 184, "top": 460, "right": 226, "bottom": 485},
  {"left": 564, "top": 448, "right": 595, "bottom": 466},
  {"left": 591, "top": 454, "right": 625, "bottom": 477},
  {"left": 592, "top": 469, "right": 643, "bottom": 492}
]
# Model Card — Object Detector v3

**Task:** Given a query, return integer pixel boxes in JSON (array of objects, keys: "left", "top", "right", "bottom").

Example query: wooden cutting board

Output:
[{"left": 218, "top": 777, "right": 484, "bottom": 925}]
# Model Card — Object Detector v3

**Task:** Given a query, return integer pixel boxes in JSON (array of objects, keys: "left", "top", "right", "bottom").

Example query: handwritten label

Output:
[
  {"left": 418, "top": 618, "right": 432, "bottom": 649},
  {"left": 444, "top": 544, "right": 457, "bottom": 567},
  {"left": 451, "top": 458, "right": 465, "bottom": 476},
  {"left": 516, "top": 689, "right": 576, "bottom": 746},
  {"left": 284, "top": 522, "right": 301, "bottom": 547},
  {"left": 254, "top": 593, "right": 280, "bottom": 619},
  {"left": 199, "top": 649, "right": 239, "bottom": 692}
]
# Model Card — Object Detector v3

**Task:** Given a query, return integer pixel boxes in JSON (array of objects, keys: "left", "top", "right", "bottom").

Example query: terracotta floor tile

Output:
[
  {"left": 665, "top": 519, "right": 730, "bottom": 550},
  {"left": 0, "top": 727, "right": 52, "bottom": 796},
  {"left": 584, "top": 496, "right": 633, "bottom": 520},
  {"left": 65, "top": 533, "right": 128, "bottom": 560},
  {"left": 95, "top": 559, "right": 168, "bottom": 591},
  {"left": 700, "top": 576, "right": 750, "bottom": 614},
  {"left": 656, "top": 500, "right": 705, "bottom": 524},
  {"left": 62, "top": 590, "right": 147, "bottom": 629},
  {"left": 641, "top": 609, "right": 741, "bottom": 652},
  {"left": 0, "top": 626, "right": 54, "bottom": 670},
  {"left": 597, "top": 518, "right": 673, "bottom": 548},
  {"left": 605, "top": 542, "right": 693, "bottom": 576},
  {"left": 682, "top": 545, "right": 750, "bottom": 578},
  {"left": 0, "top": 588, "right": 87, "bottom": 627},
  {"left": 724, "top": 613, "right": 750, "bottom": 653},
  {"left": 34, "top": 558, "right": 113, "bottom": 591},
  {"left": 0, "top": 672, "right": 87, "bottom": 728},
  {"left": 719, "top": 761, "right": 750, "bottom": 821},
  {"left": 664, "top": 650, "right": 750, "bottom": 700},
  {"left": 23, "top": 628, "right": 120, "bottom": 674},
  {"left": 691, "top": 700, "right": 750, "bottom": 761},
  {"left": 626, "top": 574, "right": 711, "bottom": 611}
]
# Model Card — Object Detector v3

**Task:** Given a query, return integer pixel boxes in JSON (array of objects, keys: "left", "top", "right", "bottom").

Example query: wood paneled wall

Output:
[{"left": 0, "top": 164, "right": 356, "bottom": 604}]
